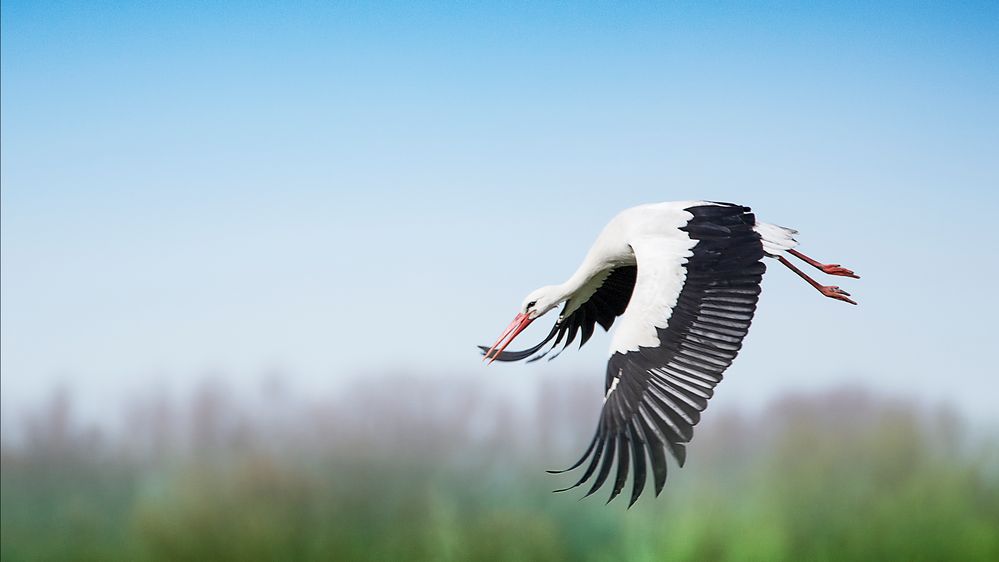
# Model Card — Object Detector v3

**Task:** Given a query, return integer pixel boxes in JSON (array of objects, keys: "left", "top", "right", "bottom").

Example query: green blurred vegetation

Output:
[{"left": 2, "top": 378, "right": 997, "bottom": 561}]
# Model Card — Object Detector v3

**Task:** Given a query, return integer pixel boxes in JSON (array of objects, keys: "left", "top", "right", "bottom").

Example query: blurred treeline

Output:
[{"left": 2, "top": 375, "right": 997, "bottom": 562}]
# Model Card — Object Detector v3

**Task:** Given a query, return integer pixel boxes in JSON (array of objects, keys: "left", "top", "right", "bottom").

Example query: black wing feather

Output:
[
  {"left": 627, "top": 424, "right": 647, "bottom": 507},
  {"left": 607, "top": 435, "right": 631, "bottom": 504},
  {"left": 551, "top": 203, "right": 765, "bottom": 505},
  {"left": 583, "top": 438, "right": 617, "bottom": 498}
]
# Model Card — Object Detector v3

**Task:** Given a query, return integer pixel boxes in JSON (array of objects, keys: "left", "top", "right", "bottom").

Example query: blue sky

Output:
[{"left": 2, "top": 1, "right": 998, "bottom": 427}]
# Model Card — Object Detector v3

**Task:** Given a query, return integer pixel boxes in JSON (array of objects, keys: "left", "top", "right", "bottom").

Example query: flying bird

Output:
[{"left": 480, "top": 201, "right": 858, "bottom": 506}]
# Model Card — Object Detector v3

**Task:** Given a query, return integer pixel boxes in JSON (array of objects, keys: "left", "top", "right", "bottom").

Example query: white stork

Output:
[{"left": 481, "top": 201, "right": 858, "bottom": 506}]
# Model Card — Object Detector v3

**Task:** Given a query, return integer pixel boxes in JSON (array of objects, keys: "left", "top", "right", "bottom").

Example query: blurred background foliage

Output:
[{"left": 2, "top": 376, "right": 997, "bottom": 561}]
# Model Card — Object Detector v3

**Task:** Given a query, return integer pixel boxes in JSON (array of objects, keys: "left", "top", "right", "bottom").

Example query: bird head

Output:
[
  {"left": 520, "top": 285, "right": 563, "bottom": 319},
  {"left": 483, "top": 285, "right": 564, "bottom": 363}
]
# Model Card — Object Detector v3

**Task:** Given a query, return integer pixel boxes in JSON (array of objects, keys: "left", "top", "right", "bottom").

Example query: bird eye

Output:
[{"left": 527, "top": 300, "right": 537, "bottom": 309}]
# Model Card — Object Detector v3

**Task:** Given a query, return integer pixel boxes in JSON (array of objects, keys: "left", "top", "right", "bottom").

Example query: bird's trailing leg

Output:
[
  {"left": 778, "top": 256, "right": 857, "bottom": 305},
  {"left": 788, "top": 249, "right": 859, "bottom": 279}
]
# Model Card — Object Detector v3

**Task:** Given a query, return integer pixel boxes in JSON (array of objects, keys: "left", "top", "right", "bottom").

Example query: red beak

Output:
[{"left": 483, "top": 312, "right": 534, "bottom": 364}]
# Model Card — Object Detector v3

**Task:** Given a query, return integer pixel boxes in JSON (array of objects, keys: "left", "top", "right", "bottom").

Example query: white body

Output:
[
  {"left": 549, "top": 201, "right": 796, "bottom": 355},
  {"left": 485, "top": 199, "right": 854, "bottom": 505}
]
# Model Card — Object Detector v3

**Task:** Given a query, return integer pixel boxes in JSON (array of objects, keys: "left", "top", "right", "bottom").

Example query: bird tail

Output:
[{"left": 754, "top": 222, "right": 799, "bottom": 257}]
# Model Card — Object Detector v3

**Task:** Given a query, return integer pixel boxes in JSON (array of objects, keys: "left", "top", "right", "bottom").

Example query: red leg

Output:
[
  {"left": 788, "top": 249, "right": 859, "bottom": 279},
  {"left": 778, "top": 256, "right": 857, "bottom": 305}
]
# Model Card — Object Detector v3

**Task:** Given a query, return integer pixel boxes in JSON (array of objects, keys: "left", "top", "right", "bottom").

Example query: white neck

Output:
[{"left": 554, "top": 258, "right": 611, "bottom": 317}]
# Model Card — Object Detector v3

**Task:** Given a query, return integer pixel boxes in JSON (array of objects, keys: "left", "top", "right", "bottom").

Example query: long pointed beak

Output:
[{"left": 483, "top": 312, "right": 534, "bottom": 364}]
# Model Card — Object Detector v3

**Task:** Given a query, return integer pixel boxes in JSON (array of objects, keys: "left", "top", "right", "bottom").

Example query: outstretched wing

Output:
[
  {"left": 552, "top": 203, "right": 765, "bottom": 506},
  {"left": 479, "top": 265, "right": 637, "bottom": 363}
]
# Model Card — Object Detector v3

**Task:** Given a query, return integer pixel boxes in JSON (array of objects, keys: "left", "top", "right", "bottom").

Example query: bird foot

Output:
[
  {"left": 820, "top": 285, "right": 857, "bottom": 305},
  {"left": 820, "top": 264, "right": 859, "bottom": 279}
]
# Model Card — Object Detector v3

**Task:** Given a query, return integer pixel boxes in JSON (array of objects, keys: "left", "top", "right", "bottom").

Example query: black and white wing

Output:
[
  {"left": 552, "top": 204, "right": 765, "bottom": 506},
  {"left": 479, "top": 265, "right": 637, "bottom": 362}
]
